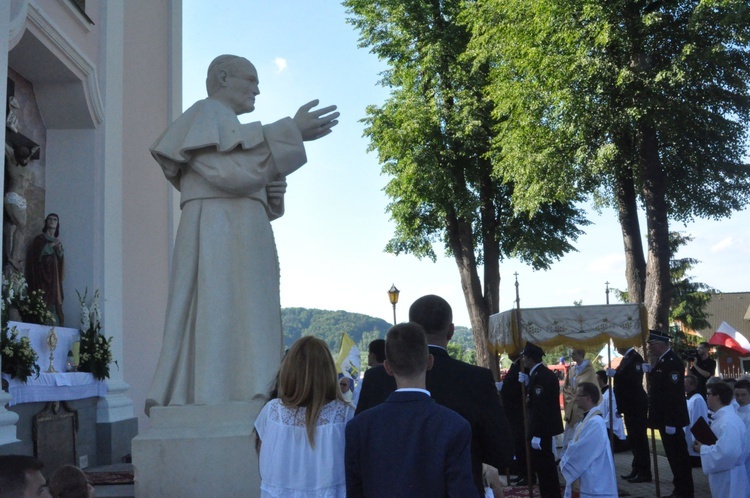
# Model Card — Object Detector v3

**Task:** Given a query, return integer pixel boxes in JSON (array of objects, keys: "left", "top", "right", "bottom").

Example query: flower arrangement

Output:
[
  {"left": 2, "top": 272, "right": 41, "bottom": 382},
  {"left": 1, "top": 325, "right": 40, "bottom": 382},
  {"left": 76, "top": 288, "right": 113, "bottom": 380},
  {"left": 1, "top": 271, "right": 55, "bottom": 326}
]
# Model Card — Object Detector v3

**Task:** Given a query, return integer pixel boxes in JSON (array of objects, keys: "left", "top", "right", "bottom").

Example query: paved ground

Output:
[
  {"left": 501, "top": 447, "right": 711, "bottom": 497},
  {"left": 611, "top": 449, "right": 710, "bottom": 498},
  {"left": 90, "top": 443, "right": 711, "bottom": 498}
]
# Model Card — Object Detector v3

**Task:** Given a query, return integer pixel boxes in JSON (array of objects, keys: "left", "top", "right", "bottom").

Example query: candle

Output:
[{"left": 72, "top": 341, "right": 80, "bottom": 367}]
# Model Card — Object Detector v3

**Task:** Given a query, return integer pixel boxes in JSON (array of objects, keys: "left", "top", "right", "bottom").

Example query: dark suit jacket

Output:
[
  {"left": 526, "top": 363, "right": 564, "bottom": 438},
  {"left": 500, "top": 358, "right": 525, "bottom": 431},
  {"left": 613, "top": 348, "right": 649, "bottom": 416},
  {"left": 648, "top": 348, "right": 690, "bottom": 428},
  {"left": 355, "top": 346, "right": 513, "bottom": 495},
  {"left": 346, "top": 391, "right": 479, "bottom": 498}
]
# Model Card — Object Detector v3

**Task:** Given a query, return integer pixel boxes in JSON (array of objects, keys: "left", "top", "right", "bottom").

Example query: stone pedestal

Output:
[
  {"left": 132, "top": 401, "right": 263, "bottom": 498},
  {"left": 96, "top": 379, "right": 138, "bottom": 465},
  {"left": 0, "top": 390, "right": 20, "bottom": 448}
]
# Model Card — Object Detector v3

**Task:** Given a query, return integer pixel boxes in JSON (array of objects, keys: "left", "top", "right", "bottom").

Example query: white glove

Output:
[
  {"left": 606, "top": 368, "right": 616, "bottom": 377},
  {"left": 531, "top": 437, "right": 541, "bottom": 450},
  {"left": 665, "top": 426, "right": 676, "bottom": 435},
  {"left": 641, "top": 364, "right": 652, "bottom": 373},
  {"left": 495, "top": 381, "right": 503, "bottom": 392},
  {"left": 518, "top": 372, "right": 530, "bottom": 385}
]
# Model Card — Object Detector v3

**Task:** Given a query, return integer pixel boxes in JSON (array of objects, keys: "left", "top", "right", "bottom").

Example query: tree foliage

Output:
[
  {"left": 344, "top": 0, "right": 587, "bottom": 373},
  {"left": 469, "top": 0, "right": 750, "bottom": 331},
  {"left": 668, "top": 232, "right": 716, "bottom": 332},
  {"left": 613, "top": 231, "right": 716, "bottom": 330}
]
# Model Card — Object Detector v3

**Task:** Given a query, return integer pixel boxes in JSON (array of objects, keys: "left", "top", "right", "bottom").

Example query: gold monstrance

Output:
[{"left": 45, "top": 327, "right": 58, "bottom": 373}]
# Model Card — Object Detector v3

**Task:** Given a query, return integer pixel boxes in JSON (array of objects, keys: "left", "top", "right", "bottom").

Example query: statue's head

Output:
[
  {"left": 206, "top": 55, "right": 259, "bottom": 115},
  {"left": 44, "top": 213, "right": 60, "bottom": 237}
]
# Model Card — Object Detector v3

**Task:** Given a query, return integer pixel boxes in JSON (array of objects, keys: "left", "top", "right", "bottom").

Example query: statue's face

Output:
[
  {"left": 222, "top": 60, "right": 260, "bottom": 114},
  {"left": 46, "top": 215, "right": 59, "bottom": 230}
]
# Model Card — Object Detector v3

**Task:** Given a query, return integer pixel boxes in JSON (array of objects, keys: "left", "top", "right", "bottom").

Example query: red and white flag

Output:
[{"left": 708, "top": 321, "right": 750, "bottom": 355}]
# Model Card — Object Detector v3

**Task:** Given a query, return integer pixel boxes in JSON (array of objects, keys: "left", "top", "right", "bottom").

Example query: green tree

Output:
[
  {"left": 281, "top": 308, "right": 390, "bottom": 351},
  {"left": 613, "top": 232, "right": 716, "bottom": 334},
  {"left": 668, "top": 232, "right": 716, "bottom": 332},
  {"left": 344, "top": 0, "right": 587, "bottom": 375},
  {"left": 470, "top": 0, "right": 750, "bottom": 332}
]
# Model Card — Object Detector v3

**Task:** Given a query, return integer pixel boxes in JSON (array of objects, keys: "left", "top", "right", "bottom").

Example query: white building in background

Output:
[{"left": 0, "top": 0, "right": 181, "bottom": 465}]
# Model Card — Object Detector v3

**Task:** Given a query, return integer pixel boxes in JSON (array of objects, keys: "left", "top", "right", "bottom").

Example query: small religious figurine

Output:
[
  {"left": 26, "top": 213, "right": 65, "bottom": 325},
  {"left": 145, "top": 55, "right": 339, "bottom": 414}
]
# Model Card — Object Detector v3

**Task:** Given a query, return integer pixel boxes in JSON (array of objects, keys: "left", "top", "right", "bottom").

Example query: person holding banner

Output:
[{"left": 336, "top": 333, "right": 360, "bottom": 406}]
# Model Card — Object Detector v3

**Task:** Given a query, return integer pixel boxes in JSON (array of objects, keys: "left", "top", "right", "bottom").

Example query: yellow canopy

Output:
[{"left": 489, "top": 303, "right": 648, "bottom": 356}]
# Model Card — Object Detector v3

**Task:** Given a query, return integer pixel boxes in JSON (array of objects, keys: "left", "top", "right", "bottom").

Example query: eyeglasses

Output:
[{"left": 339, "top": 382, "right": 348, "bottom": 386}]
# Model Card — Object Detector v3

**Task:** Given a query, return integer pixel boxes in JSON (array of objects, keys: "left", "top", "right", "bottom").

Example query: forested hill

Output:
[
  {"left": 282, "top": 307, "right": 392, "bottom": 351},
  {"left": 281, "top": 307, "right": 477, "bottom": 364}
]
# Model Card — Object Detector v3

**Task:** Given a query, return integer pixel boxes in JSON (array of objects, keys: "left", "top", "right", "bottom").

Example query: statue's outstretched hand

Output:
[{"left": 293, "top": 100, "right": 339, "bottom": 141}]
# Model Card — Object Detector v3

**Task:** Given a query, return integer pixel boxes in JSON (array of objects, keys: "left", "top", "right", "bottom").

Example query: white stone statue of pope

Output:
[{"left": 146, "top": 55, "right": 338, "bottom": 413}]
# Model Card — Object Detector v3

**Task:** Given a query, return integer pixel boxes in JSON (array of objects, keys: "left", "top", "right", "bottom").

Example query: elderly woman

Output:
[{"left": 49, "top": 465, "right": 94, "bottom": 498}]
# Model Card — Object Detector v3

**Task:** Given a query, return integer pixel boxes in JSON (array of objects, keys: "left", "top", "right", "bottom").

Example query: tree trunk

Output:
[
  {"left": 638, "top": 123, "right": 672, "bottom": 331},
  {"left": 445, "top": 207, "right": 497, "bottom": 378},
  {"left": 614, "top": 165, "right": 646, "bottom": 304},
  {"left": 480, "top": 164, "right": 501, "bottom": 379}
]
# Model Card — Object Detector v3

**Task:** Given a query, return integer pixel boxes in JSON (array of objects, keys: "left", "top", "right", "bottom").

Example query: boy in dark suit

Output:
[
  {"left": 345, "top": 322, "right": 479, "bottom": 498},
  {"left": 356, "top": 295, "right": 512, "bottom": 495}
]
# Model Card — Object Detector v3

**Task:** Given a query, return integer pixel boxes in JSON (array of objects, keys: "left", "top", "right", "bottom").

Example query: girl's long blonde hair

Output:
[{"left": 278, "top": 336, "right": 344, "bottom": 447}]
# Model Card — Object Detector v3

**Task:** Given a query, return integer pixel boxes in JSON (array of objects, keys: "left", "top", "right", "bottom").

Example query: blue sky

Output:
[{"left": 182, "top": 0, "right": 750, "bottom": 328}]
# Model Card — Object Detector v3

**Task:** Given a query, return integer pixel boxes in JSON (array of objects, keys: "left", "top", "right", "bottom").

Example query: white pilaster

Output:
[{"left": 96, "top": 0, "right": 133, "bottom": 423}]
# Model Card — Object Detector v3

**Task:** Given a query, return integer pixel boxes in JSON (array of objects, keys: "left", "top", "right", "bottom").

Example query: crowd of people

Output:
[
  {"left": 251, "top": 298, "right": 748, "bottom": 498},
  {"left": 4, "top": 293, "right": 749, "bottom": 498}
]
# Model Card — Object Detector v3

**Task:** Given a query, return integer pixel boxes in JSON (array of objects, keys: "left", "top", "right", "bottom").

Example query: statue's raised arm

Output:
[{"left": 293, "top": 99, "right": 339, "bottom": 141}]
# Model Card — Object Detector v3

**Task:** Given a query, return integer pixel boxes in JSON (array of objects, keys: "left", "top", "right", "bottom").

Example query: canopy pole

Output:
[
  {"left": 642, "top": 324, "right": 661, "bottom": 497},
  {"left": 608, "top": 340, "right": 614, "bottom": 451},
  {"left": 513, "top": 274, "right": 534, "bottom": 498}
]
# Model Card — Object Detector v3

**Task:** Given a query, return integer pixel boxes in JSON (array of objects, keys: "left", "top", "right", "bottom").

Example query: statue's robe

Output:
[{"left": 146, "top": 98, "right": 306, "bottom": 413}]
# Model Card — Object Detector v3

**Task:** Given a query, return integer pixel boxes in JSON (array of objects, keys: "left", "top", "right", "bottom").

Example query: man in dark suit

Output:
[
  {"left": 501, "top": 354, "right": 529, "bottom": 483},
  {"left": 520, "top": 341, "right": 564, "bottom": 498},
  {"left": 646, "top": 330, "right": 694, "bottom": 498},
  {"left": 355, "top": 295, "right": 513, "bottom": 496},
  {"left": 345, "top": 322, "right": 479, "bottom": 498},
  {"left": 610, "top": 345, "right": 652, "bottom": 482}
]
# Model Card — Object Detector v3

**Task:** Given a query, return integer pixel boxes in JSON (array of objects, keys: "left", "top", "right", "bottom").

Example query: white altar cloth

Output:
[
  {"left": 2, "top": 372, "right": 107, "bottom": 407},
  {"left": 8, "top": 321, "right": 81, "bottom": 373}
]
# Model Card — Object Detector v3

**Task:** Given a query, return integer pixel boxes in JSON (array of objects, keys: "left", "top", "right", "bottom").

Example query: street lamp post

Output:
[{"left": 387, "top": 284, "right": 400, "bottom": 325}]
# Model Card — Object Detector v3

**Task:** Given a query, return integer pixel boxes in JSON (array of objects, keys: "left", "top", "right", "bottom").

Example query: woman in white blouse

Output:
[{"left": 255, "top": 336, "right": 354, "bottom": 497}]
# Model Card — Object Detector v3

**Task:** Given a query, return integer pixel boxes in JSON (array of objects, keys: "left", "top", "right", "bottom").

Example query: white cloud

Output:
[
  {"left": 274, "top": 57, "right": 287, "bottom": 73},
  {"left": 710, "top": 236, "right": 733, "bottom": 253}
]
